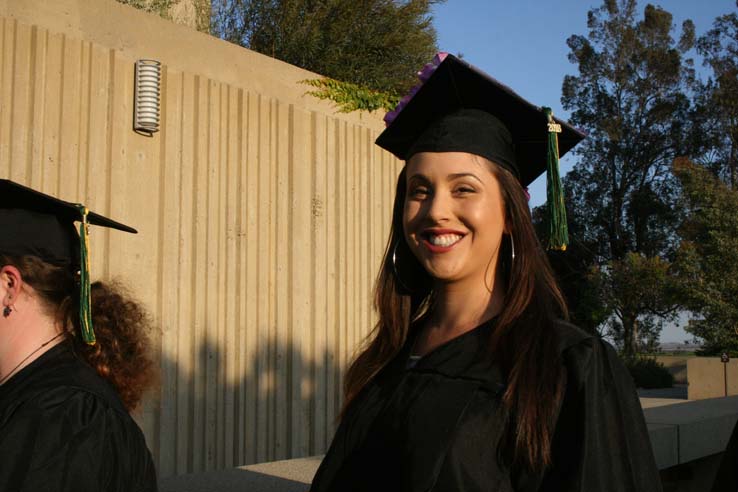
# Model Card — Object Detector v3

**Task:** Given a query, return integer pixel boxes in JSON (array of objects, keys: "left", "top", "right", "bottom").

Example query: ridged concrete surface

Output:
[{"left": 0, "top": 0, "right": 402, "bottom": 478}]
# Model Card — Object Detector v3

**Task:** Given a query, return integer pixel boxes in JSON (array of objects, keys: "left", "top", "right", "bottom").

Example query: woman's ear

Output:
[{"left": 0, "top": 265, "right": 24, "bottom": 305}]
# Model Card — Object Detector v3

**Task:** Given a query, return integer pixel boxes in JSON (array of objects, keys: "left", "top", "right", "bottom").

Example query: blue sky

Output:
[
  {"left": 432, "top": 0, "right": 735, "bottom": 207},
  {"left": 431, "top": 0, "right": 737, "bottom": 342}
]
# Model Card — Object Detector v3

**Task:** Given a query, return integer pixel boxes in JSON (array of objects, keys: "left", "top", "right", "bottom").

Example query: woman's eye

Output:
[
  {"left": 409, "top": 187, "right": 430, "bottom": 198},
  {"left": 455, "top": 186, "right": 476, "bottom": 194}
]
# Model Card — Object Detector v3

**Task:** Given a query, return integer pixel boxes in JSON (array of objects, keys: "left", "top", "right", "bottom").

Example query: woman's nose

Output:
[{"left": 425, "top": 190, "right": 452, "bottom": 223}]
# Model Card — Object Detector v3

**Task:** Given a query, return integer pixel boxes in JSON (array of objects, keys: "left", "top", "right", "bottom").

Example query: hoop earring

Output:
[
  {"left": 510, "top": 235, "right": 516, "bottom": 265},
  {"left": 392, "top": 241, "right": 414, "bottom": 293}
]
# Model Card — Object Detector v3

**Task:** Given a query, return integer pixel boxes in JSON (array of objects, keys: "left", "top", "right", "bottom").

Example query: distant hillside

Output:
[{"left": 658, "top": 341, "right": 702, "bottom": 353}]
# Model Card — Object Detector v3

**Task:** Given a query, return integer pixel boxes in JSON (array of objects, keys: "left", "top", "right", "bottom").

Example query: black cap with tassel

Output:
[
  {"left": 375, "top": 54, "right": 584, "bottom": 250},
  {"left": 0, "top": 179, "right": 137, "bottom": 344}
]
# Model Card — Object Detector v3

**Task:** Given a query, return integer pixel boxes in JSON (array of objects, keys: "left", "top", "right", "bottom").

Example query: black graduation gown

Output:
[
  {"left": 0, "top": 341, "right": 158, "bottom": 492},
  {"left": 311, "top": 321, "right": 662, "bottom": 492}
]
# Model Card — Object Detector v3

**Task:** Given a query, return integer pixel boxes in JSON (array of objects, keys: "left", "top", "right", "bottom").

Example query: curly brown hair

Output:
[{"left": 1, "top": 255, "right": 157, "bottom": 412}]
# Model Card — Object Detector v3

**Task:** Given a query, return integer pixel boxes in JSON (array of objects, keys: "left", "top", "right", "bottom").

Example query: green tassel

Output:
[
  {"left": 76, "top": 205, "right": 96, "bottom": 345},
  {"left": 543, "top": 107, "right": 569, "bottom": 251}
]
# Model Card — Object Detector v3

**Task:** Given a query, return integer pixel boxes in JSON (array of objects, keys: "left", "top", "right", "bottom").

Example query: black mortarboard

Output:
[
  {"left": 0, "top": 179, "right": 137, "bottom": 343},
  {"left": 0, "top": 179, "right": 136, "bottom": 264},
  {"left": 375, "top": 54, "right": 586, "bottom": 249}
]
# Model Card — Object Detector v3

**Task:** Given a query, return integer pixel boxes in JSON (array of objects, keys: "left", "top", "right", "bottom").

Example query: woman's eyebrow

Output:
[
  {"left": 447, "top": 172, "right": 484, "bottom": 184},
  {"left": 407, "top": 173, "right": 431, "bottom": 184}
]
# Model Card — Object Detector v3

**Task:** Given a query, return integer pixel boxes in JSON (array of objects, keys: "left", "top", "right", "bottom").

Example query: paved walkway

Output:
[
  {"left": 160, "top": 457, "right": 320, "bottom": 492},
  {"left": 638, "top": 384, "right": 689, "bottom": 409},
  {"left": 638, "top": 384, "right": 688, "bottom": 399}
]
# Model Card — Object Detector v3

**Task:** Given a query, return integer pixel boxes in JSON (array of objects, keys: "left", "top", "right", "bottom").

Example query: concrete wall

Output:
[
  {"left": 0, "top": 0, "right": 402, "bottom": 478},
  {"left": 688, "top": 358, "right": 738, "bottom": 400},
  {"left": 655, "top": 356, "right": 689, "bottom": 385}
]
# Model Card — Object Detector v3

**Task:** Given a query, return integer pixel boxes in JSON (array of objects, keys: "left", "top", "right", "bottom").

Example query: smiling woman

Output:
[
  {"left": 402, "top": 151, "right": 509, "bottom": 355},
  {"left": 310, "top": 54, "right": 663, "bottom": 492}
]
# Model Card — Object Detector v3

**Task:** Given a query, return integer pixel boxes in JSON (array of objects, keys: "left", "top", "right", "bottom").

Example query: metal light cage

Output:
[{"left": 133, "top": 59, "right": 162, "bottom": 135}]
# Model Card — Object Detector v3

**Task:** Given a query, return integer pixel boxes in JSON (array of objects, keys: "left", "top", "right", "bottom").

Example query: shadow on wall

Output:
[{"left": 145, "top": 335, "right": 343, "bottom": 480}]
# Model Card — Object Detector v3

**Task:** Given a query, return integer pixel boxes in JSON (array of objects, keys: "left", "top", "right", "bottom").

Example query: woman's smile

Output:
[{"left": 421, "top": 228, "right": 467, "bottom": 251}]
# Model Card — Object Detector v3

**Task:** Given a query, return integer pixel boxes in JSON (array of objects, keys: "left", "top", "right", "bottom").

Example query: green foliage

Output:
[
  {"left": 553, "top": 0, "right": 698, "bottom": 355},
  {"left": 195, "top": 0, "right": 213, "bottom": 32},
  {"left": 211, "top": 0, "right": 442, "bottom": 105},
  {"left": 595, "top": 253, "right": 680, "bottom": 354},
  {"left": 562, "top": 0, "right": 695, "bottom": 260},
  {"left": 672, "top": 158, "right": 738, "bottom": 355},
  {"left": 676, "top": 5, "right": 738, "bottom": 355},
  {"left": 301, "top": 78, "right": 399, "bottom": 113},
  {"left": 116, "top": 0, "right": 173, "bottom": 18},
  {"left": 624, "top": 356, "right": 674, "bottom": 389},
  {"left": 533, "top": 207, "right": 609, "bottom": 336},
  {"left": 692, "top": 7, "right": 738, "bottom": 188},
  {"left": 115, "top": 0, "right": 211, "bottom": 32}
]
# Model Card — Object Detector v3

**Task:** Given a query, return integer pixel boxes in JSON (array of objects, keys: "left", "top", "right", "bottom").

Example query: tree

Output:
[
  {"left": 692, "top": 2, "right": 738, "bottom": 188},
  {"left": 537, "top": 210, "right": 679, "bottom": 348},
  {"left": 597, "top": 253, "right": 679, "bottom": 353},
  {"left": 533, "top": 207, "right": 610, "bottom": 337},
  {"left": 211, "top": 0, "right": 442, "bottom": 97},
  {"left": 672, "top": 158, "right": 738, "bottom": 355},
  {"left": 555, "top": 1, "right": 696, "bottom": 355},
  {"left": 669, "top": 3, "right": 738, "bottom": 355}
]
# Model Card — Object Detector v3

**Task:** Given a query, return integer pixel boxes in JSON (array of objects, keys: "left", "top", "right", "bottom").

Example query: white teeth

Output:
[{"left": 428, "top": 234, "right": 462, "bottom": 247}]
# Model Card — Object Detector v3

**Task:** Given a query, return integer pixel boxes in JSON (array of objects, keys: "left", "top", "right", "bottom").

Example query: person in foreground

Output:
[
  {"left": 311, "top": 54, "right": 662, "bottom": 492},
  {"left": 0, "top": 180, "right": 158, "bottom": 492}
]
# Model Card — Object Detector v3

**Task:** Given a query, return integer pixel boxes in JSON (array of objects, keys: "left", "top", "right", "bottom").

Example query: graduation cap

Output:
[
  {"left": 0, "top": 179, "right": 137, "bottom": 344},
  {"left": 375, "top": 53, "right": 586, "bottom": 250}
]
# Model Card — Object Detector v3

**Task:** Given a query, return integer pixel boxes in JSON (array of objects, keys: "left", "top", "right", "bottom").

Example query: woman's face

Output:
[{"left": 403, "top": 152, "right": 507, "bottom": 287}]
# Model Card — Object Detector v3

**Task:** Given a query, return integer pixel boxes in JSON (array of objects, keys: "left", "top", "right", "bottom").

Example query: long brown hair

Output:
[
  {"left": 2, "top": 255, "right": 157, "bottom": 412},
  {"left": 343, "top": 159, "right": 568, "bottom": 471}
]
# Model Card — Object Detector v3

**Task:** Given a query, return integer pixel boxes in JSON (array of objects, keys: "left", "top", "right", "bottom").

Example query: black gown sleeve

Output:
[
  {"left": 538, "top": 337, "right": 663, "bottom": 492},
  {"left": 0, "top": 387, "right": 157, "bottom": 492}
]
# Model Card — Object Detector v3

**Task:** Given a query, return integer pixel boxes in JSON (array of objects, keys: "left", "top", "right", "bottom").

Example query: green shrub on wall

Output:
[
  {"left": 301, "top": 78, "right": 399, "bottom": 114},
  {"left": 625, "top": 356, "right": 675, "bottom": 389},
  {"left": 116, "top": 0, "right": 211, "bottom": 33},
  {"left": 116, "top": 0, "right": 173, "bottom": 17}
]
